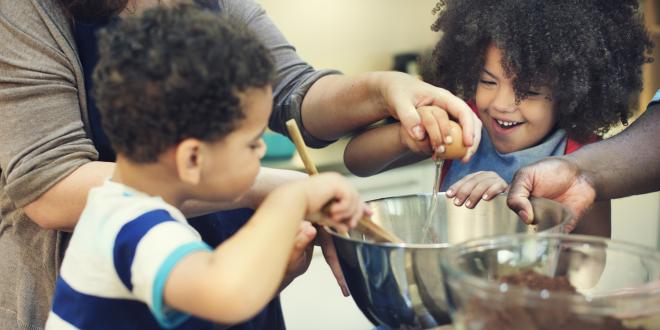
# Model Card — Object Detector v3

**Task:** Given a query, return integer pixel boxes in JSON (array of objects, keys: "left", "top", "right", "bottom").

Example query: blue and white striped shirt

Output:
[
  {"left": 651, "top": 89, "right": 660, "bottom": 104},
  {"left": 46, "top": 180, "right": 212, "bottom": 330}
]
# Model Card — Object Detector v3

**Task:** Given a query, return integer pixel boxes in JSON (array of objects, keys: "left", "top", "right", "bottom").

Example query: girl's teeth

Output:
[{"left": 496, "top": 119, "right": 520, "bottom": 127}]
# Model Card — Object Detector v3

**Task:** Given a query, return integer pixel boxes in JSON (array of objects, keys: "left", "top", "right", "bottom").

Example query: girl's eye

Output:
[
  {"left": 479, "top": 79, "right": 496, "bottom": 86},
  {"left": 526, "top": 91, "right": 541, "bottom": 97}
]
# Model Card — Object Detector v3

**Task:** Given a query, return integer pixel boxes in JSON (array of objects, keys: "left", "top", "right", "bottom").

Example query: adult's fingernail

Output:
[
  {"left": 446, "top": 189, "right": 454, "bottom": 197},
  {"left": 436, "top": 145, "right": 445, "bottom": 153},
  {"left": 445, "top": 135, "right": 453, "bottom": 144},
  {"left": 412, "top": 125, "right": 425, "bottom": 140}
]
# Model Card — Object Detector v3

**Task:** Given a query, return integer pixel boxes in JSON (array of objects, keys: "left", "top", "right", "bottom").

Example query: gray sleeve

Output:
[
  {"left": 219, "top": 0, "right": 341, "bottom": 148},
  {"left": 0, "top": 0, "right": 98, "bottom": 208}
]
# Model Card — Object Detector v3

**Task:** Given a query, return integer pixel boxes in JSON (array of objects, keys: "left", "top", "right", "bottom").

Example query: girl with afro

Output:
[{"left": 344, "top": 0, "right": 652, "bottom": 236}]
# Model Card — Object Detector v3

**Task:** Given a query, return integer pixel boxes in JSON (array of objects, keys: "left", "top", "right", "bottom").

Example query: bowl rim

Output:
[
  {"left": 324, "top": 193, "right": 571, "bottom": 248},
  {"left": 442, "top": 233, "right": 660, "bottom": 312}
]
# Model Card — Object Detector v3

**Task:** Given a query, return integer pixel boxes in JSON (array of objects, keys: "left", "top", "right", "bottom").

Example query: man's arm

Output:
[
  {"left": 223, "top": 0, "right": 480, "bottom": 155},
  {"left": 574, "top": 104, "right": 660, "bottom": 200},
  {"left": 179, "top": 167, "right": 308, "bottom": 216},
  {"left": 508, "top": 103, "right": 660, "bottom": 225}
]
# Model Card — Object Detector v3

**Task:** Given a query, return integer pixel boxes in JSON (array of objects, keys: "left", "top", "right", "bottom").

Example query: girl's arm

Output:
[
  {"left": 344, "top": 123, "right": 429, "bottom": 177},
  {"left": 344, "top": 105, "right": 470, "bottom": 177},
  {"left": 224, "top": 0, "right": 480, "bottom": 153}
]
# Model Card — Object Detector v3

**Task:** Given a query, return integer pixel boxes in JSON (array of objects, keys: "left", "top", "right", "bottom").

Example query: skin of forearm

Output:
[
  {"left": 568, "top": 105, "right": 660, "bottom": 200},
  {"left": 301, "top": 73, "right": 388, "bottom": 141},
  {"left": 571, "top": 201, "right": 611, "bottom": 237},
  {"left": 344, "top": 123, "right": 425, "bottom": 176},
  {"left": 22, "top": 161, "right": 116, "bottom": 231},
  {"left": 165, "top": 184, "right": 307, "bottom": 323},
  {"left": 25, "top": 164, "right": 306, "bottom": 231},
  {"left": 180, "top": 167, "right": 308, "bottom": 217}
]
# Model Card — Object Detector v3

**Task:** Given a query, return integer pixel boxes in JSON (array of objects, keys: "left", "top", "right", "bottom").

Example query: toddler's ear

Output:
[{"left": 175, "top": 139, "right": 203, "bottom": 185}]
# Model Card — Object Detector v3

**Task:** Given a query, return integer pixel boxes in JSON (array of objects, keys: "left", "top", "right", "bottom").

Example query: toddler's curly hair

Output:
[
  {"left": 94, "top": 4, "right": 274, "bottom": 162},
  {"left": 424, "top": 0, "right": 653, "bottom": 141}
]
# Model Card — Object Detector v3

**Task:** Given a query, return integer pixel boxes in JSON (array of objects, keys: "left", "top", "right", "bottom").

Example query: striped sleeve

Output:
[
  {"left": 112, "top": 209, "right": 212, "bottom": 328},
  {"left": 651, "top": 90, "right": 660, "bottom": 105}
]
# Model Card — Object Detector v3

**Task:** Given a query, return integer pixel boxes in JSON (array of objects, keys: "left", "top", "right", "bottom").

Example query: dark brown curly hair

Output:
[
  {"left": 94, "top": 4, "right": 274, "bottom": 163},
  {"left": 424, "top": 0, "right": 653, "bottom": 141}
]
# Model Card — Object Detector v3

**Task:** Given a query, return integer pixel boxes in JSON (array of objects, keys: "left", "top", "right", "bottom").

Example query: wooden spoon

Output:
[{"left": 285, "top": 119, "right": 404, "bottom": 244}]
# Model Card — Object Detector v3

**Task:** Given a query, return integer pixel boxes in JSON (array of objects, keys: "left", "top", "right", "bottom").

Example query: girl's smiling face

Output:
[{"left": 476, "top": 45, "right": 557, "bottom": 154}]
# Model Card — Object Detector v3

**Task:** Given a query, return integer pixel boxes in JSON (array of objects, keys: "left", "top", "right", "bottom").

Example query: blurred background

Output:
[{"left": 257, "top": 0, "right": 660, "bottom": 329}]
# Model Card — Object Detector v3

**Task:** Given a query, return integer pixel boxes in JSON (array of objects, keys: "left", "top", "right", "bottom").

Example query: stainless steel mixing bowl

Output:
[{"left": 327, "top": 193, "right": 570, "bottom": 330}]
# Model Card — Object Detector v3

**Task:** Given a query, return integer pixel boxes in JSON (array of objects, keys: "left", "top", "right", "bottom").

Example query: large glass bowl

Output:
[{"left": 441, "top": 233, "right": 660, "bottom": 330}]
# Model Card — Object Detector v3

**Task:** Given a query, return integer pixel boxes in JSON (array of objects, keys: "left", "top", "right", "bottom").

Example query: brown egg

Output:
[
  {"left": 416, "top": 105, "right": 468, "bottom": 159},
  {"left": 441, "top": 120, "right": 468, "bottom": 159}
]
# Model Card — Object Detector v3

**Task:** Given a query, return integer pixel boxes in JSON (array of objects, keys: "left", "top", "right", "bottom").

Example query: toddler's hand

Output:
[
  {"left": 446, "top": 171, "right": 507, "bottom": 208},
  {"left": 304, "top": 173, "right": 368, "bottom": 232}
]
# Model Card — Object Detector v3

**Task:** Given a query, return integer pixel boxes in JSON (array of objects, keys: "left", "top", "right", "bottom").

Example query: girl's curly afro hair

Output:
[{"left": 424, "top": 0, "right": 653, "bottom": 141}]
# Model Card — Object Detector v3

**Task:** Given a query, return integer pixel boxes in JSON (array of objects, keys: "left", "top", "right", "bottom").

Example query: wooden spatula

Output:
[{"left": 285, "top": 119, "right": 403, "bottom": 244}]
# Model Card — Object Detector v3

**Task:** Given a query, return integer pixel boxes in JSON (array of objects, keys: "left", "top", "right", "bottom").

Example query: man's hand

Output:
[
  {"left": 316, "top": 228, "right": 350, "bottom": 297},
  {"left": 279, "top": 222, "right": 352, "bottom": 297},
  {"left": 378, "top": 71, "right": 481, "bottom": 162},
  {"left": 507, "top": 157, "right": 597, "bottom": 232},
  {"left": 280, "top": 221, "right": 317, "bottom": 291}
]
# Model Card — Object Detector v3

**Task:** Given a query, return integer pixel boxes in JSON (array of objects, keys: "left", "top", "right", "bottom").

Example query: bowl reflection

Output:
[{"left": 327, "top": 193, "right": 570, "bottom": 330}]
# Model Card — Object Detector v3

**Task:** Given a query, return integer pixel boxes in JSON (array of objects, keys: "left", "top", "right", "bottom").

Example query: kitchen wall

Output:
[{"left": 258, "top": 0, "right": 439, "bottom": 74}]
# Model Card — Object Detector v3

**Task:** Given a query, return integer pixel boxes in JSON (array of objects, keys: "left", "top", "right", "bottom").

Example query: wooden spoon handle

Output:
[
  {"left": 285, "top": 119, "right": 403, "bottom": 244},
  {"left": 285, "top": 119, "right": 318, "bottom": 175}
]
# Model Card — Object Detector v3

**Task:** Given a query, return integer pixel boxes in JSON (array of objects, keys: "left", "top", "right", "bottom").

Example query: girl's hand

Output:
[
  {"left": 398, "top": 106, "right": 452, "bottom": 157},
  {"left": 399, "top": 122, "right": 433, "bottom": 156},
  {"left": 446, "top": 171, "right": 508, "bottom": 208},
  {"left": 398, "top": 106, "right": 472, "bottom": 161},
  {"left": 376, "top": 71, "right": 480, "bottom": 159},
  {"left": 417, "top": 105, "right": 453, "bottom": 157}
]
